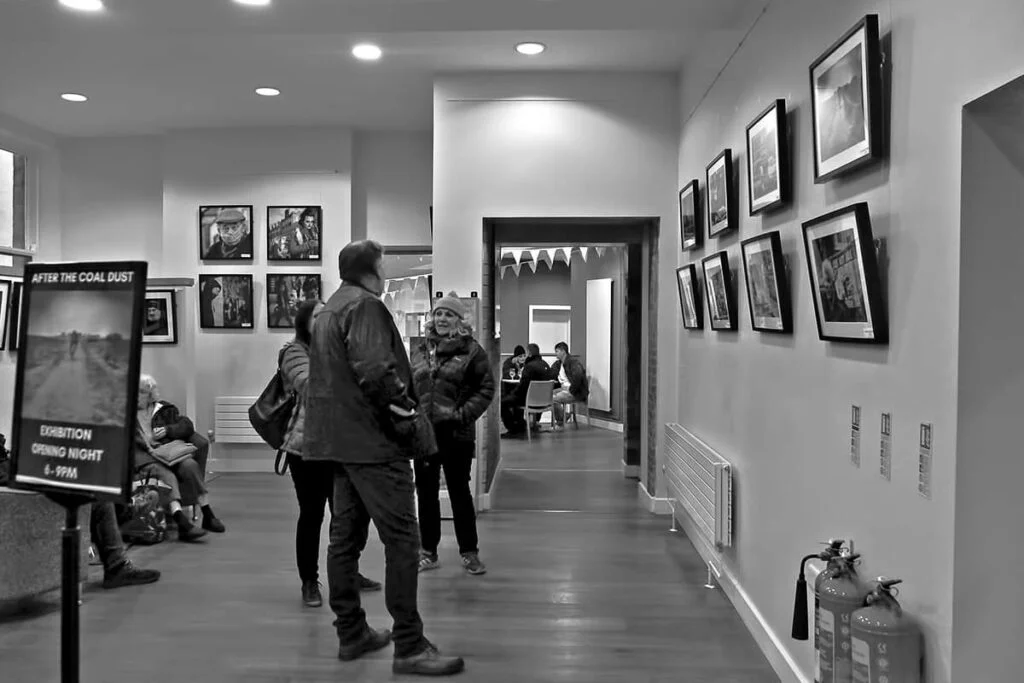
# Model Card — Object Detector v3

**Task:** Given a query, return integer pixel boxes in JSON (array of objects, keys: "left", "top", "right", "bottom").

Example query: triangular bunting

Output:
[
  {"left": 528, "top": 249, "right": 541, "bottom": 267},
  {"left": 595, "top": 246, "right": 606, "bottom": 258},
  {"left": 512, "top": 263, "right": 522, "bottom": 277},
  {"left": 559, "top": 247, "right": 572, "bottom": 264},
  {"left": 528, "top": 260, "right": 538, "bottom": 273},
  {"left": 579, "top": 247, "right": 589, "bottom": 262},
  {"left": 511, "top": 249, "right": 523, "bottom": 266},
  {"left": 501, "top": 265, "right": 509, "bottom": 279}
]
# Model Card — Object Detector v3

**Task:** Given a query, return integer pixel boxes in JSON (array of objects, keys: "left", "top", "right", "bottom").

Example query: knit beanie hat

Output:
[{"left": 433, "top": 291, "right": 465, "bottom": 319}]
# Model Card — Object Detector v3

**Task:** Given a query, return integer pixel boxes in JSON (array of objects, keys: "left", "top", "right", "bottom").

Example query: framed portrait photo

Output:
[
  {"left": 701, "top": 251, "right": 737, "bottom": 331},
  {"left": 142, "top": 290, "right": 178, "bottom": 344},
  {"left": 801, "top": 202, "right": 887, "bottom": 344},
  {"left": 746, "top": 99, "right": 790, "bottom": 215},
  {"left": 706, "top": 150, "right": 736, "bottom": 237},
  {"left": 267, "top": 206, "right": 323, "bottom": 261},
  {"left": 809, "top": 14, "right": 883, "bottom": 183},
  {"left": 675, "top": 264, "right": 703, "bottom": 330},
  {"left": 198, "top": 274, "right": 254, "bottom": 330},
  {"left": 679, "top": 180, "right": 701, "bottom": 251},
  {"left": 267, "top": 274, "right": 322, "bottom": 329},
  {"left": 199, "top": 205, "right": 254, "bottom": 261},
  {"left": 741, "top": 231, "right": 792, "bottom": 333}
]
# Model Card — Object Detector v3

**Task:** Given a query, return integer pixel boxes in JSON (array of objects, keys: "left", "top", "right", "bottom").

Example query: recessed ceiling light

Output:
[
  {"left": 255, "top": 87, "right": 281, "bottom": 97},
  {"left": 59, "top": 0, "right": 104, "bottom": 11},
  {"left": 233, "top": 0, "right": 272, "bottom": 6},
  {"left": 61, "top": 93, "right": 88, "bottom": 102},
  {"left": 352, "top": 43, "right": 383, "bottom": 61},
  {"left": 515, "top": 42, "right": 546, "bottom": 56}
]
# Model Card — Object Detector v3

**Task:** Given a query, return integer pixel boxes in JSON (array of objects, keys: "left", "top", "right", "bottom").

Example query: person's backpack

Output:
[
  {"left": 120, "top": 477, "right": 170, "bottom": 546},
  {"left": 248, "top": 347, "right": 296, "bottom": 452}
]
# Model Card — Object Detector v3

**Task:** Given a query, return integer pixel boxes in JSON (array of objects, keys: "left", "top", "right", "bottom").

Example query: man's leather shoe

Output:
[
  {"left": 393, "top": 642, "right": 465, "bottom": 676},
  {"left": 338, "top": 627, "right": 392, "bottom": 662}
]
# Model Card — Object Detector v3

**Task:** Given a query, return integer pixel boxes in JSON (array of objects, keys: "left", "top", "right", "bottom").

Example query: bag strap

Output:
[{"left": 274, "top": 450, "right": 290, "bottom": 476}]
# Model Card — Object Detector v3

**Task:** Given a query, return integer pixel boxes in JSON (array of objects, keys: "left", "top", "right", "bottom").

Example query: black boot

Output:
[
  {"left": 103, "top": 561, "right": 161, "bottom": 589},
  {"left": 339, "top": 627, "right": 392, "bottom": 662},
  {"left": 173, "top": 510, "right": 207, "bottom": 542},
  {"left": 393, "top": 641, "right": 465, "bottom": 676},
  {"left": 359, "top": 573, "right": 382, "bottom": 592},
  {"left": 301, "top": 579, "right": 322, "bottom": 607},
  {"left": 201, "top": 505, "right": 225, "bottom": 533}
]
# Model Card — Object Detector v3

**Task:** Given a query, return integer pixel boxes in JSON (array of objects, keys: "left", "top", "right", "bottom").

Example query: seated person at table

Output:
[
  {"left": 549, "top": 342, "right": 589, "bottom": 428},
  {"left": 500, "top": 343, "right": 550, "bottom": 436},
  {"left": 501, "top": 345, "right": 527, "bottom": 380}
]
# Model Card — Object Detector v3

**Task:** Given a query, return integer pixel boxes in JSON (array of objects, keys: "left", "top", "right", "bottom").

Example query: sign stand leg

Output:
[{"left": 47, "top": 494, "right": 91, "bottom": 683}]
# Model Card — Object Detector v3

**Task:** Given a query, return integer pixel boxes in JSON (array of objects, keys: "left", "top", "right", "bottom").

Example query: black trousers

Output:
[
  {"left": 327, "top": 459, "right": 426, "bottom": 658},
  {"left": 90, "top": 501, "right": 127, "bottom": 573},
  {"left": 414, "top": 440, "right": 478, "bottom": 555},
  {"left": 501, "top": 396, "right": 526, "bottom": 432}
]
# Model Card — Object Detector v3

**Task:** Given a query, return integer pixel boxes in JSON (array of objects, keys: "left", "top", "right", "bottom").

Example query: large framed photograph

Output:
[
  {"left": 267, "top": 206, "right": 322, "bottom": 261},
  {"left": 701, "top": 251, "right": 737, "bottom": 331},
  {"left": 0, "top": 278, "right": 11, "bottom": 351},
  {"left": 801, "top": 202, "right": 887, "bottom": 343},
  {"left": 746, "top": 99, "right": 790, "bottom": 215},
  {"left": 741, "top": 231, "right": 792, "bottom": 333},
  {"left": 198, "top": 274, "right": 254, "bottom": 329},
  {"left": 809, "top": 15, "right": 883, "bottom": 183},
  {"left": 267, "top": 274, "right": 322, "bottom": 329},
  {"left": 706, "top": 150, "right": 736, "bottom": 237},
  {"left": 675, "top": 264, "right": 703, "bottom": 330},
  {"left": 143, "top": 290, "right": 178, "bottom": 344},
  {"left": 199, "top": 205, "right": 254, "bottom": 261},
  {"left": 679, "top": 180, "right": 701, "bottom": 250}
]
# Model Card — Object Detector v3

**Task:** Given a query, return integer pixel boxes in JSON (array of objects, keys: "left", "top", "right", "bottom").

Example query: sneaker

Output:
[
  {"left": 393, "top": 641, "right": 465, "bottom": 676},
  {"left": 102, "top": 561, "right": 161, "bottom": 590},
  {"left": 461, "top": 552, "right": 486, "bottom": 576},
  {"left": 301, "top": 580, "right": 323, "bottom": 607},
  {"left": 359, "top": 573, "right": 382, "bottom": 592},
  {"left": 338, "top": 627, "right": 392, "bottom": 662},
  {"left": 418, "top": 550, "right": 440, "bottom": 573}
]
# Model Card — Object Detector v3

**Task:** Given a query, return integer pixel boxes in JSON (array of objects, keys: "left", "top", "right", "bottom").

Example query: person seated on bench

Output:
[
  {"left": 91, "top": 501, "right": 161, "bottom": 589},
  {"left": 549, "top": 342, "right": 589, "bottom": 428},
  {"left": 134, "top": 374, "right": 225, "bottom": 541}
]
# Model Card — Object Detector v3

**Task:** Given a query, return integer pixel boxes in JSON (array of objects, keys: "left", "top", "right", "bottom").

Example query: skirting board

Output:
[
  {"left": 576, "top": 415, "right": 624, "bottom": 433},
  {"left": 636, "top": 481, "right": 672, "bottom": 514},
  {"left": 671, "top": 508, "right": 809, "bottom": 683}
]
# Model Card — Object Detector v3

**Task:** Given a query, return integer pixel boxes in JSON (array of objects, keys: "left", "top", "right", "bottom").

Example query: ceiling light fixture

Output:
[
  {"left": 233, "top": 0, "right": 272, "bottom": 6},
  {"left": 352, "top": 43, "right": 383, "bottom": 61},
  {"left": 61, "top": 93, "right": 88, "bottom": 102},
  {"left": 255, "top": 87, "right": 281, "bottom": 97},
  {"left": 59, "top": 0, "right": 104, "bottom": 11},
  {"left": 515, "top": 42, "right": 546, "bottom": 56}
]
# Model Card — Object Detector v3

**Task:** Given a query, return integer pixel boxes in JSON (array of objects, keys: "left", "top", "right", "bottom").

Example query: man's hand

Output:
[{"left": 154, "top": 427, "right": 167, "bottom": 440}]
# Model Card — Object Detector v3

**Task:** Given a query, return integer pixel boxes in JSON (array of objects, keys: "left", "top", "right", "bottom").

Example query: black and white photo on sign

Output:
[
  {"left": 679, "top": 180, "right": 700, "bottom": 250},
  {"left": 267, "top": 206, "right": 322, "bottom": 261},
  {"left": 199, "top": 205, "right": 254, "bottom": 261},
  {"left": 0, "top": 278, "right": 10, "bottom": 351},
  {"left": 702, "top": 253, "right": 734, "bottom": 330},
  {"left": 746, "top": 100, "right": 787, "bottom": 214},
  {"left": 20, "top": 289, "right": 134, "bottom": 427},
  {"left": 143, "top": 290, "right": 177, "bottom": 344},
  {"left": 199, "top": 274, "right": 254, "bottom": 329},
  {"left": 706, "top": 151, "right": 733, "bottom": 236},
  {"left": 675, "top": 265, "right": 701, "bottom": 330},
  {"left": 741, "top": 232, "right": 789, "bottom": 332},
  {"left": 267, "top": 274, "right": 321, "bottom": 328}
]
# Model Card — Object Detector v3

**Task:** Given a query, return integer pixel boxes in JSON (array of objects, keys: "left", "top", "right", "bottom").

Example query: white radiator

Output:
[
  {"left": 663, "top": 423, "right": 733, "bottom": 550},
  {"left": 213, "top": 396, "right": 263, "bottom": 444}
]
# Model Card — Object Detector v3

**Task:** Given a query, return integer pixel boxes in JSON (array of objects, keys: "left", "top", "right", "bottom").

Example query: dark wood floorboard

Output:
[{"left": 0, "top": 428, "right": 778, "bottom": 682}]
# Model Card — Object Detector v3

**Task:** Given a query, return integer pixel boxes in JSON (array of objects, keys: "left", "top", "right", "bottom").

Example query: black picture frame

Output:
[
  {"left": 266, "top": 274, "right": 322, "bottom": 329},
  {"left": 701, "top": 251, "right": 737, "bottom": 331},
  {"left": 801, "top": 202, "right": 887, "bottom": 344},
  {"left": 198, "top": 274, "right": 255, "bottom": 330},
  {"left": 706, "top": 149, "right": 736, "bottom": 237},
  {"left": 741, "top": 230, "right": 792, "bottom": 334},
  {"left": 679, "top": 180, "right": 701, "bottom": 251},
  {"left": 809, "top": 14, "right": 884, "bottom": 183},
  {"left": 0, "top": 278, "right": 11, "bottom": 351},
  {"left": 142, "top": 290, "right": 178, "bottom": 345},
  {"left": 745, "top": 99, "right": 790, "bottom": 215},
  {"left": 267, "top": 206, "right": 323, "bottom": 261},
  {"left": 199, "top": 205, "right": 254, "bottom": 261},
  {"left": 675, "top": 264, "right": 703, "bottom": 330},
  {"left": 8, "top": 280, "right": 23, "bottom": 351}
]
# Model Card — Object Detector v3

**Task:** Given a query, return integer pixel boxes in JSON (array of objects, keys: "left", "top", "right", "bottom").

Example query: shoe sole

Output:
[
  {"left": 392, "top": 658, "right": 466, "bottom": 676},
  {"left": 360, "top": 584, "right": 383, "bottom": 592},
  {"left": 338, "top": 631, "right": 393, "bottom": 662},
  {"left": 303, "top": 599, "right": 323, "bottom": 607},
  {"left": 464, "top": 568, "right": 487, "bottom": 575},
  {"left": 102, "top": 575, "right": 161, "bottom": 590}
]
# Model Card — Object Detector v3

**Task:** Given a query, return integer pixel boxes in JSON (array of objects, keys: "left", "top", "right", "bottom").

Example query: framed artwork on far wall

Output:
[
  {"left": 741, "top": 231, "right": 792, "bottom": 334},
  {"left": 809, "top": 14, "right": 884, "bottom": 183},
  {"left": 746, "top": 99, "right": 790, "bottom": 215},
  {"left": 706, "top": 149, "right": 736, "bottom": 237},
  {"left": 0, "top": 278, "right": 11, "bottom": 351},
  {"left": 678, "top": 180, "right": 701, "bottom": 251},
  {"left": 267, "top": 274, "right": 322, "bottom": 329},
  {"left": 701, "top": 251, "right": 737, "bottom": 331},
  {"left": 675, "top": 264, "right": 703, "bottom": 330},
  {"left": 801, "top": 202, "right": 887, "bottom": 344},
  {"left": 142, "top": 290, "right": 178, "bottom": 344},
  {"left": 199, "top": 205, "right": 254, "bottom": 261},
  {"left": 267, "top": 206, "right": 323, "bottom": 261},
  {"left": 198, "top": 274, "right": 254, "bottom": 330}
]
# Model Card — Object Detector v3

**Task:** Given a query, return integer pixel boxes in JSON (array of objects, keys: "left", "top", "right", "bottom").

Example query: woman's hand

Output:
[{"left": 154, "top": 427, "right": 167, "bottom": 441}]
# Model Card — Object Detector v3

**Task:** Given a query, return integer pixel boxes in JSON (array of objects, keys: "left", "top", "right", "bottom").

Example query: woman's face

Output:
[
  {"left": 138, "top": 383, "right": 158, "bottom": 409},
  {"left": 306, "top": 302, "right": 324, "bottom": 337},
  {"left": 433, "top": 308, "right": 458, "bottom": 335}
]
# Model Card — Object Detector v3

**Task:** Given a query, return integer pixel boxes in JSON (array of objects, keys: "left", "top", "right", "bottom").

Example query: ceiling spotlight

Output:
[
  {"left": 233, "top": 0, "right": 272, "bottom": 6},
  {"left": 515, "top": 42, "right": 546, "bottom": 56},
  {"left": 61, "top": 93, "right": 88, "bottom": 102},
  {"left": 59, "top": 0, "right": 104, "bottom": 11},
  {"left": 255, "top": 87, "right": 281, "bottom": 97},
  {"left": 352, "top": 43, "right": 383, "bottom": 61}
]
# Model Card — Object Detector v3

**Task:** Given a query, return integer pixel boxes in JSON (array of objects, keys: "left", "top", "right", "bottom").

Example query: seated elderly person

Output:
[{"left": 134, "top": 374, "right": 225, "bottom": 541}]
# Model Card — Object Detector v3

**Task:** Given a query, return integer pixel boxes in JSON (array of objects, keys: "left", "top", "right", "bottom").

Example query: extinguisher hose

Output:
[{"left": 791, "top": 554, "right": 818, "bottom": 641}]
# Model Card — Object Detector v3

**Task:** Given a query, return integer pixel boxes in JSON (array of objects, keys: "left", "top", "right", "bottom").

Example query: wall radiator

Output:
[
  {"left": 663, "top": 423, "right": 734, "bottom": 550},
  {"left": 213, "top": 396, "right": 263, "bottom": 444}
]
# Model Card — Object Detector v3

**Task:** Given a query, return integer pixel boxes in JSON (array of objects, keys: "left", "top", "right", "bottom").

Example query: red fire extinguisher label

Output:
[
  {"left": 818, "top": 608, "right": 835, "bottom": 682},
  {"left": 851, "top": 637, "right": 871, "bottom": 683}
]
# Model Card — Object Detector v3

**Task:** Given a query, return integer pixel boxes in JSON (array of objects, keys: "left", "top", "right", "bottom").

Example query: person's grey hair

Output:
[{"left": 138, "top": 374, "right": 158, "bottom": 396}]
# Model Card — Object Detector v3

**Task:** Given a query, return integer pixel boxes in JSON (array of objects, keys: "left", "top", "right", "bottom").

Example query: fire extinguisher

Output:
[
  {"left": 791, "top": 539, "right": 849, "bottom": 644},
  {"left": 850, "top": 578, "right": 922, "bottom": 683},
  {"left": 815, "top": 553, "right": 869, "bottom": 683}
]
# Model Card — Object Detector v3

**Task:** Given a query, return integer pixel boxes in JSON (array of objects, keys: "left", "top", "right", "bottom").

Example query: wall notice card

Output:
[
  {"left": 879, "top": 412, "right": 892, "bottom": 482},
  {"left": 9, "top": 261, "right": 148, "bottom": 502},
  {"left": 850, "top": 405, "right": 861, "bottom": 468},
  {"left": 917, "top": 423, "right": 933, "bottom": 499}
]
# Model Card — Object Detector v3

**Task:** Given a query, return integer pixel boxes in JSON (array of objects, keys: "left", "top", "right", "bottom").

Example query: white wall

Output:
[{"left": 352, "top": 131, "right": 432, "bottom": 245}]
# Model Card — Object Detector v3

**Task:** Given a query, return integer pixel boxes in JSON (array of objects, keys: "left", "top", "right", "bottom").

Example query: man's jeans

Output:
[{"left": 90, "top": 502, "right": 127, "bottom": 573}]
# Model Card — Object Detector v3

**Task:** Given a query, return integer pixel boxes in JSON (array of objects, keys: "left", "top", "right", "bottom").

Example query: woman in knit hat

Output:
[{"left": 409, "top": 292, "right": 495, "bottom": 575}]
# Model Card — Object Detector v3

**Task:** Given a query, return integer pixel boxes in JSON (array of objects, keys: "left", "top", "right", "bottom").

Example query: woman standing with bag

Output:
[
  {"left": 411, "top": 293, "right": 495, "bottom": 575},
  {"left": 278, "top": 300, "right": 382, "bottom": 608}
]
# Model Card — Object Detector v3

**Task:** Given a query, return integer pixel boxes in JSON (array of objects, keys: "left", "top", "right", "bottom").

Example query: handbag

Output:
[
  {"left": 150, "top": 439, "right": 198, "bottom": 467},
  {"left": 248, "top": 347, "right": 297, "bottom": 451}
]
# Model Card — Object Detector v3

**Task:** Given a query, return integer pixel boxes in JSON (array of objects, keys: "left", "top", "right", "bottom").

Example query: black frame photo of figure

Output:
[
  {"left": 809, "top": 14, "right": 884, "bottom": 183},
  {"left": 198, "top": 274, "right": 255, "bottom": 330},
  {"left": 266, "top": 274, "right": 322, "bottom": 329},
  {"left": 706, "top": 149, "right": 736, "bottom": 237},
  {"left": 741, "top": 230, "right": 792, "bottom": 334},
  {"left": 745, "top": 99, "right": 790, "bottom": 215},
  {"left": 701, "top": 251, "right": 737, "bottom": 331},
  {"left": 267, "top": 206, "right": 323, "bottom": 261},
  {"left": 675, "top": 264, "right": 703, "bottom": 330},
  {"left": 801, "top": 202, "right": 887, "bottom": 344},
  {"left": 679, "top": 180, "right": 701, "bottom": 251},
  {"left": 142, "top": 289, "right": 178, "bottom": 345},
  {"left": 199, "top": 205, "right": 254, "bottom": 261}
]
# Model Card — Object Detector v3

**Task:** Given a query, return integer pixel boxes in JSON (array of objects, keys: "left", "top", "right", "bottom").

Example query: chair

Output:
[
  {"left": 522, "top": 380, "right": 555, "bottom": 443},
  {"left": 562, "top": 376, "right": 592, "bottom": 429}
]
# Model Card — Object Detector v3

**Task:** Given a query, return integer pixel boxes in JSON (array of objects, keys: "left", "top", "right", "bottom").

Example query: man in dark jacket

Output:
[
  {"left": 305, "top": 240, "right": 464, "bottom": 677},
  {"left": 549, "top": 342, "right": 589, "bottom": 427},
  {"left": 500, "top": 343, "right": 550, "bottom": 436}
]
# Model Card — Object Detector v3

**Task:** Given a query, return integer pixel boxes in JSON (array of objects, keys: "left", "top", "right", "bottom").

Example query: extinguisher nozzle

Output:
[{"left": 791, "top": 554, "right": 817, "bottom": 641}]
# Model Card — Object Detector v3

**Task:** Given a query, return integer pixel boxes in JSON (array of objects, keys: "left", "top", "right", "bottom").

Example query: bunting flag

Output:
[
  {"left": 580, "top": 247, "right": 589, "bottom": 262},
  {"left": 528, "top": 249, "right": 541, "bottom": 268},
  {"left": 595, "top": 246, "right": 606, "bottom": 259},
  {"left": 511, "top": 249, "right": 523, "bottom": 266},
  {"left": 528, "top": 260, "right": 539, "bottom": 273},
  {"left": 501, "top": 265, "right": 510, "bottom": 279},
  {"left": 559, "top": 247, "right": 572, "bottom": 265},
  {"left": 541, "top": 249, "right": 555, "bottom": 269},
  {"left": 512, "top": 263, "right": 522, "bottom": 277}
]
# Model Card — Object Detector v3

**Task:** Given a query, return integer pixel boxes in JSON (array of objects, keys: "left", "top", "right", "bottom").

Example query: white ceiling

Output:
[{"left": 0, "top": 0, "right": 767, "bottom": 137}]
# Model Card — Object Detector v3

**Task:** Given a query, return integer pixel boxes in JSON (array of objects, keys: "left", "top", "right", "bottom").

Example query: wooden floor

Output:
[{"left": 0, "top": 428, "right": 778, "bottom": 682}]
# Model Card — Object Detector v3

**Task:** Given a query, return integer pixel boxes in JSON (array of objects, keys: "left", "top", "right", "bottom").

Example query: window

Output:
[{"left": 0, "top": 147, "right": 27, "bottom": 267}]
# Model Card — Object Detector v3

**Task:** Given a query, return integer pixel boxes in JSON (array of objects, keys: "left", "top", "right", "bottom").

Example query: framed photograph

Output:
[
  {"left": 809, "top": 14, "right": 883, "bottom": 183},
  {"left": 143, "top": 290, "right": 178, "bottom": 344},
  {"left": 741, "top": 231, "right": 792, "bottom": 333},
  {"left": 679, "top": 180, "right": 701, "bottom": 250},
  {"left": 267, "top": 206, "right": 322, "bottom": 261},
  {"left": 746, "top": 99, "right": 790, "bottom": 215},
  {"left": 706, "top": 150, "right": 736, "bottom": 237},
  {"left": 199, "top": 205, "right": 254, "bottom": 261},
  {"left": 801, "top": 202, "right": 887, "bottom": 343},
  {"left": 267, "top": 274, "right": 322, "bottom": 329},
  {"left": 701, "top": 251, "right": 737, "bottom": 331},
  {"left": 0, "top": 278, "right": 10, "bottom": 351},
  {"left": 8, "top": 280, "right": 23, "bottom": 351},
  {"left": 675, "top": 264, "right": 703, "bottom": 330},
  {"left": 198, "top": 274, "right": 254, "bottom": 329}
]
